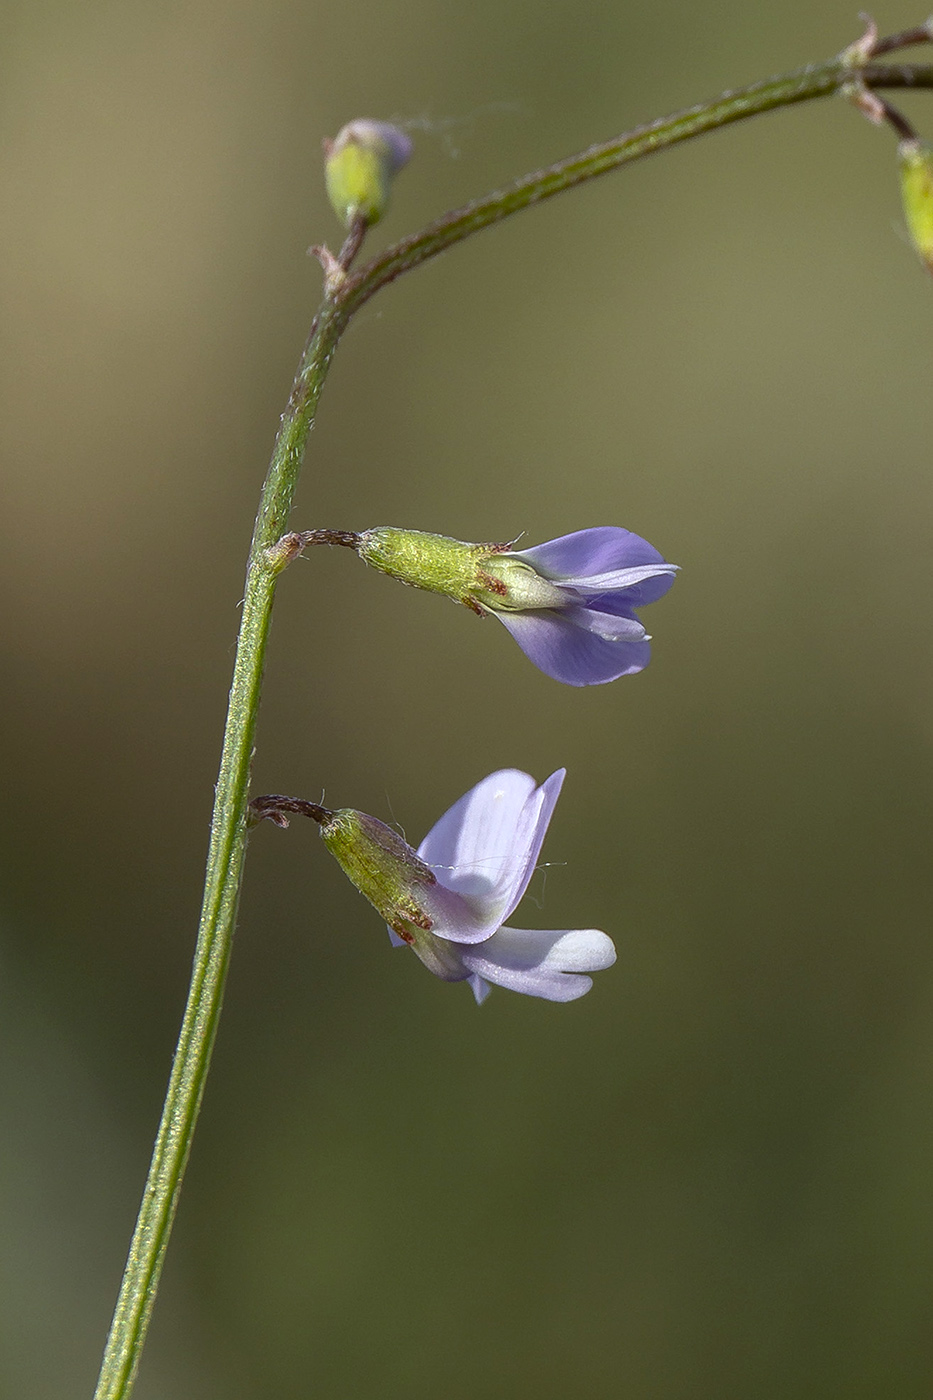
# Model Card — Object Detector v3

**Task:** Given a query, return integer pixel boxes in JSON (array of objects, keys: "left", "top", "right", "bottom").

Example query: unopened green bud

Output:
[
  {"left": 899, "top": 139, "right": 933, "bottom": 274},
  {"left": 324, "top": 120, "right": 413, "bottom": 228},
  {"left": 320, "top": 807, "right": 437, "bottom": 936},
  {"left": 357, "top": 526, "right": 566, "bottom": 614}
]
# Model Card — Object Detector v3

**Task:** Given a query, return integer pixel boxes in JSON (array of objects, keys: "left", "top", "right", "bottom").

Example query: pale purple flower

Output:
[
  {"left": 352, "top": 523, "right": 676, "bottom": 687},
  {"left": 482, "top": 527, "right": 678, "bottom": 687},
  {"left": 390, "top": 768, "right": 616, "bottom": 1004}
]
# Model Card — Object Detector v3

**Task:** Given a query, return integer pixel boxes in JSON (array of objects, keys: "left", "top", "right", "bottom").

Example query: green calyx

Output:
[
  {"left": 899, "top": 139, "right": 933, "bottom": 272},
  {"left": 358, "top": 527, "right": 494, "bottom": 607},
  {"left": 320, "top": 808, "right": 436, "bottom": 934}
]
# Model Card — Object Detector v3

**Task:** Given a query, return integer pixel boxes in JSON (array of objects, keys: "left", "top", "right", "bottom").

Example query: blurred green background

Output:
[{"left": 2, "top": 1, "right": 933, "bottom": 1395}]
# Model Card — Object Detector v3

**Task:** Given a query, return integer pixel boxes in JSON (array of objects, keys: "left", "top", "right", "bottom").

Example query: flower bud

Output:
[
  {"left": 899, "top": 139, "right": 933, "bottom": 274},
  {"left": 324, "top": 120, "right": 413, "bottom": 228},
  {"left": 319, "top": 807, "right": 437, "bottom": 937}
]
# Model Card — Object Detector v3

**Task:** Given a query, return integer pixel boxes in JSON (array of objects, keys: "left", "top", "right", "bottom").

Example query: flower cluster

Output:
[
  {"left": 262, "top": 517, "right": 677, "bottom": 998},
  {"left": 254, "top": 131, "right": 683, "bottom": 1005}
]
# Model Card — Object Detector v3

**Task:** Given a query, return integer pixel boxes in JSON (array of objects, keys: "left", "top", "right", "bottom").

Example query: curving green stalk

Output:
[{"left": 92, "top": 39, "right": 933, "bottom": 1400}]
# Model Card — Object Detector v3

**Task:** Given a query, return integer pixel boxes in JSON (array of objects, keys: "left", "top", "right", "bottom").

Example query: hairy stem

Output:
[
  {"left": 93, "top": 42, "right": 933, "bottom": 1400},
  {"left": 339, "top": 58, "right": 933, "bottom": 316},
  {"left": 91, "top": 294, "right": 349, "bottom": 1400}
]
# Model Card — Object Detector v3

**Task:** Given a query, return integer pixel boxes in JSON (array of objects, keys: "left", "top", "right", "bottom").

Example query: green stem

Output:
[
  {"left": 339, "top": 58, "right": 933, "bottom": 315},
  {"left": 92, "top": 47, "right": 933, "bottom": 1400},
  {"left": 91, "top": 295, "right": 348, "bottom": 1400}
]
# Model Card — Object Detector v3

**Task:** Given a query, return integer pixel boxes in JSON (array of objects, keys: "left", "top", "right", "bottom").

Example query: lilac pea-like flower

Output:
[
  {"left": 355, "top": 525, "right": 677, "bottom": 687},
  {"left": 275, "top": 767, "right": 616, "bottom": 1004},
  {"left": 390, "top": 768, "right": 616, "bottom": 1004}
]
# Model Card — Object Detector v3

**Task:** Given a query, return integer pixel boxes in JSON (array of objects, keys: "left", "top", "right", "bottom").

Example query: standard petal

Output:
[
  {"left": 417, "top": 768, "right": 564, "bottom": 938},
  {"left": 514, "top": 527, "right": 668, "bottom": 580},
  {"left": 496, "top": 609, "right": 652, "bottom": 686},
  {"left": 487, "top": 767, "right": 564, "bottom": 923},
  {"left": 418, "top": 769, "right": 536, "bottom": 875},
  {"left": 460, "top": 926, "right": 616, "bottom": 1002}
]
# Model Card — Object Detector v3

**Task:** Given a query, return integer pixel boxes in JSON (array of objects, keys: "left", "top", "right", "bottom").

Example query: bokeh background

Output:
[{"left": 2, "top": 1, "right": 933, "bottom": 1395}]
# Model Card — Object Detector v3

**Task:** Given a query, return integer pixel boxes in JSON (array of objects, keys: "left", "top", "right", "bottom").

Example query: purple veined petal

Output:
[
  {"left": 460, "top": 927, "right": 617, "bottom": 1002},
  {"left": 417, "top": 769, "right": 565, "bottom": 939},
  {"left": 514, "top": 527, "right": 668, "bottom": 581},
  {"left": 387, "top": 926, "right": 407, "bottom": 947},
  {"left": 496, "top": 609, "right": 652, "bottom": 686},
  {"left": 488, "top": 767, "right": 564, "bottom": 922},
  {"left": 418, "top": 769, "right": 535, "bottom": 876}
]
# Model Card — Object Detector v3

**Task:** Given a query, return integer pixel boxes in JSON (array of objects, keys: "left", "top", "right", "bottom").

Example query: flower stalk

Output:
[{"left": 93, "top": 30, "right": 933, "bottom": 1400}]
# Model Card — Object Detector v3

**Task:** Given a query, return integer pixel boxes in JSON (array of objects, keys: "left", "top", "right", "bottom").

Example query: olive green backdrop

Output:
[{"left": 1, "top": 1, "right": 932, "bottom": 1396}]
